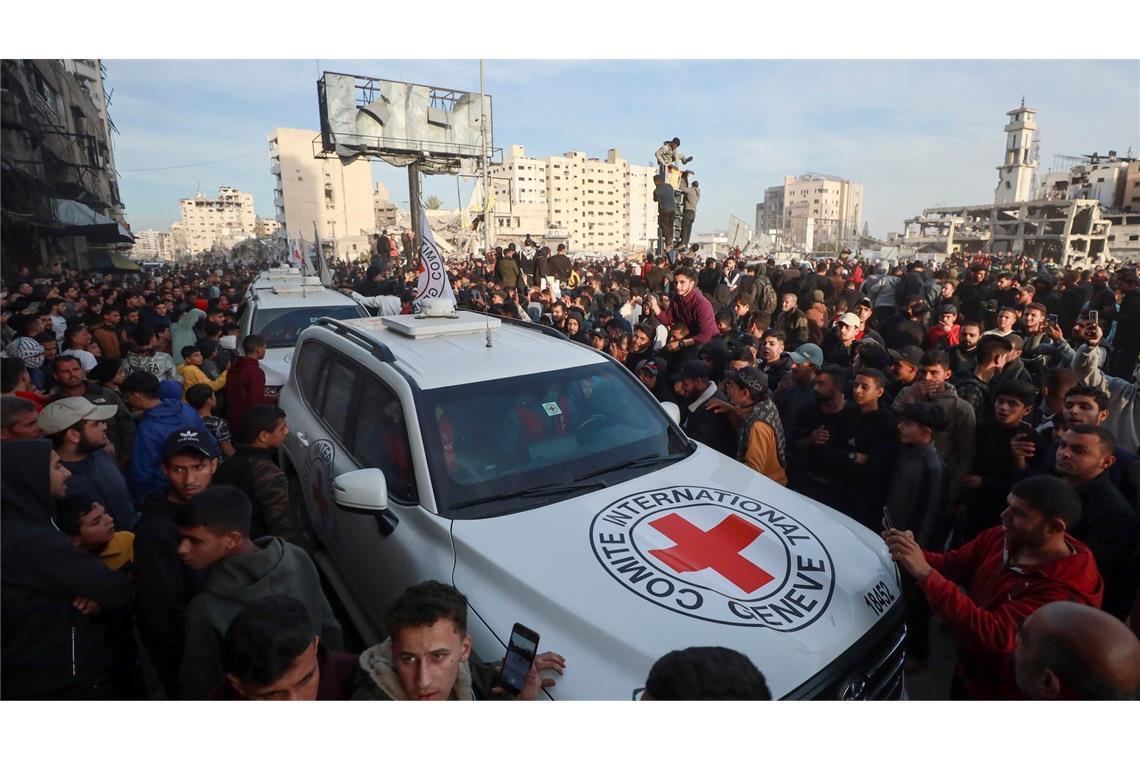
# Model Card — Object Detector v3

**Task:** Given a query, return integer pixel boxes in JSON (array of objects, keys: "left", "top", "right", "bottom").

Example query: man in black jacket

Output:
[
  {"left": 790, "top": 365, "right": 860, "bottom": 511},
  {"left": 848, "top": 368, "right": 900, "bottom": 531},
  {"left": 548, "top": 244, "right": 572, "bottom": 297},
  {"left": 214, "top": 404, "right": 305, "bottom": 548},
  {"left": 1052, "top": 425, "right": 1139, "bottom": 620},
  {"left": 674, "top": 360, "right": 736, "bottom": 457},
  {"left": 134, "top": 428, "right": 216, "bottom": 697},
  {"left": 1, "top": 439, "right": 132, "bottom": 699},
  {"left": 885, "top": 401, "right": 950, "bottom": 672}
]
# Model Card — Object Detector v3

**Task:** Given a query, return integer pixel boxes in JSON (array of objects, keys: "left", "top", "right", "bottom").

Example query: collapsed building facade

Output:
[{"left": 903, "top": 198, "right": 1110, "bottom": 265}]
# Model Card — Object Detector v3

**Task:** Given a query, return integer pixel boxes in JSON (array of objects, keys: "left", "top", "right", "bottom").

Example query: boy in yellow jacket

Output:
[{"left": 178, "top": 345, "right": 226, "bottom": 399}]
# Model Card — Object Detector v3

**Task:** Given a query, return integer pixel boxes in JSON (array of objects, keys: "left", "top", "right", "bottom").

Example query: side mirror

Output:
[
  {"left": 333, "top": 468, "right": 389, "bottom": 513},
  {"left": 219, "top": 335, "right": 238, "bottom": 351},
  {"left": 660, "top": 401, "right": 681, "bottom": 425}
]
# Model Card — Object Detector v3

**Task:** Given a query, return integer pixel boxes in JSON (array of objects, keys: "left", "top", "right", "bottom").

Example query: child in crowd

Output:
[
  {"left": 177, "top": 345, "right": 227, "bottom": 399},
  {"left": 185, "top": 382, "right": 236, "bottom": 458},
  {"left": 56, "top": 494, "right": 134, "bottom": 574}
]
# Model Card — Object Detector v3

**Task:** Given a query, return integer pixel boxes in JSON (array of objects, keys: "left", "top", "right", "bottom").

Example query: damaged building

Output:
[
  {"left": 903, "top": 198, "right": 1111, "bottom": 265},
  {"left": 902, "top": 102, "right": 1135, "bottom": 266},
  {"left": 1, "top": 59, "right": 132, "bottom": 275}
]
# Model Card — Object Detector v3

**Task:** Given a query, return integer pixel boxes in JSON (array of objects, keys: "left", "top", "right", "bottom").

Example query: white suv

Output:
[
  {"left": 221, "top": 267, "right": 367, "bottom": 398},
  {"left": 279, "top": 306, "right": 904, "bottom": 700}
]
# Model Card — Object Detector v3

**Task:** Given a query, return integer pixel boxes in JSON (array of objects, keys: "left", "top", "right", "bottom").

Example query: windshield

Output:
[
  {"left": 416, "top": 361, "right": 691, "bottom": 519},
  {"left": 252, "top": 306, "right": 365, "bottom": 349}
]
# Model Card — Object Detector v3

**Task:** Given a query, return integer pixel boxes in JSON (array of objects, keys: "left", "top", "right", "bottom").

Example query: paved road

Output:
[{"left": 905, "top": 616, "right": 956, "bottom": 700}]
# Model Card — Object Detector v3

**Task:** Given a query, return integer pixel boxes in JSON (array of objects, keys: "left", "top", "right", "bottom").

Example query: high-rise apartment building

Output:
[
  {"left": 779, "top": 174, "right": 863, "bottom": 251},
  {"left": 175, "top": 186, "right": 256, "bottom": 255},
  {"left": 130, "top": 229, "right": 172, "bottom": 261},
  {"left": 487, "top": 145, "right": 655, "bottom": 252},
  {"left": 269, "top": 127, "right": 374, "bottom": 262}
]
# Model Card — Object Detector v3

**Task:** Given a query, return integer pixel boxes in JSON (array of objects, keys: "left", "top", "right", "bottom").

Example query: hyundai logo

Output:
[{"left": 839, "top": 675, "right": 869, "bottom": 700}]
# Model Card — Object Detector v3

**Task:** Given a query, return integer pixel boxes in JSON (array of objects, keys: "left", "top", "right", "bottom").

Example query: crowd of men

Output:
[{"left": 2, "top": 243, "right": 1138, "bottom": 701}]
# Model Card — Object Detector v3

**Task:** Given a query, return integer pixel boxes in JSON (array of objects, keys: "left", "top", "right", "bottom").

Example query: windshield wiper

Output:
[
  {"left": 574, "top": 452, "right": 689, "bottom": 482},
  {"left": 450, "top": 481, "right": 606, "bottom": 510}
]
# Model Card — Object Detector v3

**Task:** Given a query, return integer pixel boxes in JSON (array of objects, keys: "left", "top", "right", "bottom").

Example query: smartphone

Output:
[
  {"left": 1088, "top": 310, "right": 1098, "bottom": 325},
  {"left": 1047, "top": 313, "right": 1059, "bottom": 326},
  {"left": 882, "top": 506, "right": 895, "bottom": 531},
  {"left": 496, "top": 623, "right": 540, "bottom": 697}
]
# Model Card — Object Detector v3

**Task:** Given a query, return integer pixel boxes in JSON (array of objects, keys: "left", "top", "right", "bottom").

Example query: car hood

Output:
[
  {"left": 451, "top": 445, "right": 900, "bottom": 700},
  {"left": 260, "top": 347, "right": 294, "bottom": 387}
]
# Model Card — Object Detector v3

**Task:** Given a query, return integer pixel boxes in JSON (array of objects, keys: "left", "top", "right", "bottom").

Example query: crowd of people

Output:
[{"left": 2, "top": 242, "right": 1139, "bottom": 700}]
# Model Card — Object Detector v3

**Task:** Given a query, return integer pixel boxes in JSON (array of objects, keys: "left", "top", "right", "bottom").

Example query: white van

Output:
[{"left": 279, "top": 305, "right": 904, "bottom": 700}]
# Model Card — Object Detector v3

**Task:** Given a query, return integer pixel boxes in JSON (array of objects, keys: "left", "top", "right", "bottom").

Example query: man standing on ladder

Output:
[
  {"left": 681, "top": 178, "right": 700, "bottom": 248},
  {"left": 654, "top": 175, "right": 678, "bottom": 261}
]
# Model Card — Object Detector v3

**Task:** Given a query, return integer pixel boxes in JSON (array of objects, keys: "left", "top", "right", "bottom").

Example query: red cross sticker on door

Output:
[{"left": 648, "top": 513, "right": 775, "bottom": 594}]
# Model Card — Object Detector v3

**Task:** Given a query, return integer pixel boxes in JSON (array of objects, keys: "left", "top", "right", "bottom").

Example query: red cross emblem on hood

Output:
[{"left": 648, "top": 512, "right": 775, "bottom": 594}]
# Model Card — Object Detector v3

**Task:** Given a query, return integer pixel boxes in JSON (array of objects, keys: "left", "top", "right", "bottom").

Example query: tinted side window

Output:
[
  {"left": 296, "top": 341, "right": 326, "bottom": 403},
  {"left": 319, "top": 359, "right": 356, "bottom": 442},
  {"left": 352, "top": 378, "right": 417, "bottom": 503}
]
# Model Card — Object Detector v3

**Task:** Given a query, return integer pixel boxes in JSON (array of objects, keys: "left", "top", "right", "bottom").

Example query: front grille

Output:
[
  {"left": 837, "top": 623, "right": 906, "bottom": 700},
  {"left": 783, "top": 601, "right": 906, "bottom": 700}
]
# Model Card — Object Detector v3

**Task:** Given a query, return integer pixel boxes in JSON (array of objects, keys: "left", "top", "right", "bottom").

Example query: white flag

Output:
[
  {"left": 301, "top": 237, "right": 318, "bottom": 277},
  {"left": 313, "top": 222, "right": 332, "bottom": 287},
  {"left": 289, "top": 238, "right": 303, "bottom": 268},
  {"left": 413, "top": 211, "right": 456, "bottom": 309}
]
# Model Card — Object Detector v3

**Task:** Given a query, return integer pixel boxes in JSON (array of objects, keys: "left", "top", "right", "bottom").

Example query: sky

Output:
[{"left": 104, "top": 59, "right": 1139, "bottom": 240}]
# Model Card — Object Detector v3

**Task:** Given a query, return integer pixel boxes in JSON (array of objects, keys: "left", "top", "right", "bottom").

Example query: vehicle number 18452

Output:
[{"left": 863, "top": 580, "right": 896, "bottom": 617}]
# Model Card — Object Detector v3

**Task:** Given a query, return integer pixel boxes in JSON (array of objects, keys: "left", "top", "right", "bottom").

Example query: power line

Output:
[{"left": 118, "top": 149, "right": 267, "bottom": 172}]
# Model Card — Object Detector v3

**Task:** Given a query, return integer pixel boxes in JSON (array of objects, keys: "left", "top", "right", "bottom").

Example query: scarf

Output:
[{"left": 737, "top": 399, "right": 787, "bottom": 468}]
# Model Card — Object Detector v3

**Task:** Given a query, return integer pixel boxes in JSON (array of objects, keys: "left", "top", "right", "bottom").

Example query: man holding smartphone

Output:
[{"left": 353, "top": 581, "right": 565, "bottom": 701}]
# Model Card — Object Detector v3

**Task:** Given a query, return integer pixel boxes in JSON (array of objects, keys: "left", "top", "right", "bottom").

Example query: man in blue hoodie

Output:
[{"left": 121, "top": 371, "right": 214, "bottom": 502}]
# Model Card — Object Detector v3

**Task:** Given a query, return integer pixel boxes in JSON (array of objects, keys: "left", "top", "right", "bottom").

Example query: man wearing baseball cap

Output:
[
  {"left": 776, "top": 342, "right": 823, "bottom": 435},
  {"left": 717, "top": 367, "right": 787, "bottom": 485},
  {"left": 39, "top": 397, "right": 135, "bottom": 529},
  {"left": 821, "top": 312, "right": 862, "bottom": 368},
  {"left": 635, "top": 357, "right": 677, "bottom": 407},
  {"left": 887, "top": 344, "right": 923, "bottom": 397},
  {"left": 673, "top": 359, "right": 736, "bottom": 457},
  {"left": 133, "top": 427, "right": 220, "bottom": 697}
]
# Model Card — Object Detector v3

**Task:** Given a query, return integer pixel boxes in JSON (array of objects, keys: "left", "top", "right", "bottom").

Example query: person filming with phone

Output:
[
  {"left": 883, "top": 475, "right": 1103, "bottom": 700},
  {"left": 353, "top": 581, "right": 566, "bottom": 700}
]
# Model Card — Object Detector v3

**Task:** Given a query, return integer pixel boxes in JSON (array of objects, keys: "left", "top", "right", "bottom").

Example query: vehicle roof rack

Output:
[
  {"left": 457, "top": 307, "right": 569, "bottom": 341},
  {"left": 313, "top": 317, "right": 396, "bottom": 363}
]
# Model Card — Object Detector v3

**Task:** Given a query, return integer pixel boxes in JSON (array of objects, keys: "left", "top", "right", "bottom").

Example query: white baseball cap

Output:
[{"left": 37, "top": 397, "right": 118, "bottom": 435}]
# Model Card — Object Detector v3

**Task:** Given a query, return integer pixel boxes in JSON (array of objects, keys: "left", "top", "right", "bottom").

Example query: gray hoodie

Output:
[
  {"left": 177, "top": 536, "right": 342, "bottom": 699},
  {"left": 1073, "top": 344, "right": 1139, "bottom": 453}
]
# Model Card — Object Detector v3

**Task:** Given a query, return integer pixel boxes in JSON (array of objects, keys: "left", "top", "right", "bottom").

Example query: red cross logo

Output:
[{"left": 648, "top": 513, "right": 775, "bottom": 594}]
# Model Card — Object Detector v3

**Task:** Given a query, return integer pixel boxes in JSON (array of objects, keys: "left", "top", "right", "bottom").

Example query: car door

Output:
[{"left": 293, "top": 346, "right": 454, "bottom": 638}]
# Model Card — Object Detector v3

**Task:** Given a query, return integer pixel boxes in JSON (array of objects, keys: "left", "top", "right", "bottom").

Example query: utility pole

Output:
[
  {"left": 408, "top": 161, "right": 422, "bottom": 256},
  {"left": 480, "top": 59, "right": 493, "bottom": 251}
]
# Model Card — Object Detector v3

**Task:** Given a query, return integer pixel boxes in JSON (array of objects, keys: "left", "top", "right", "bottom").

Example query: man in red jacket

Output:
[
  {"left": 884, "top": 474, "right": 1103, "bottom": 700},
  {"left": 646, "top": 267, "right": 718, "bottom": 350},
  {"left": 225, "top": 335, "right": 268, "bottom": 442}
]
